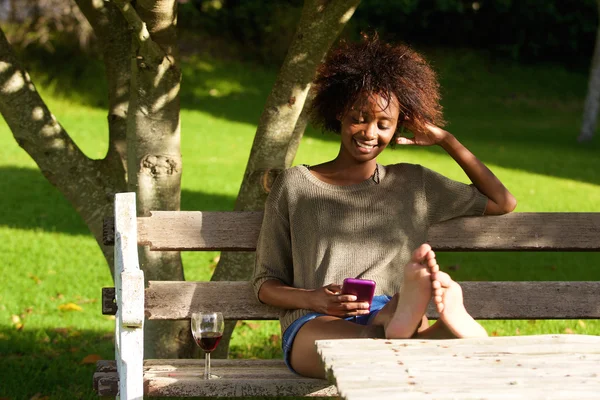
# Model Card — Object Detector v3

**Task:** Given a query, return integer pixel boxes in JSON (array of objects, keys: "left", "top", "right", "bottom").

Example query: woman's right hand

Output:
[{"left": 310, "top": 284, "right": 371, "bottom": 317}]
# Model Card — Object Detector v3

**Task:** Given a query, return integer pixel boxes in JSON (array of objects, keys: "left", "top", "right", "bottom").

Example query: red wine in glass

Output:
[
  {"left": 191, "top": 312, "right": 224, "bottom": 379},
  {"left": 196, "top": 332, "right": 223, "bottom": 353}
]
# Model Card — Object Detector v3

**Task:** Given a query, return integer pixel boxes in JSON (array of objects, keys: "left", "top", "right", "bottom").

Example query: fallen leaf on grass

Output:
[
  {"left": 28, "top": 273, "right": 42, "bottom": 284},
  {"left": 58, "top": 303, "right": 83, "bottom": 312},
  {"left": 578, "top": 320, "right": 586, "bottom": 328},
  {"left": 11, "top": 314, "right": 23, "bottom": 330},
  {"left": 245, "top": 322, "right": 261, "bottom": 330},
  {"left": 565, "top": 328, "right": 574, "bottom": 334},
  {"left": 30, "top": 393, "right": 49, "bottom": 400},
  {"left": 77, "top": 298, "right": 97, "bottom": 305},
  {"left": 269, "top": 334, "right": 280, "bottom": 346},
  {"left": 515, "top": 328, "right": 520, "bottom": 335},
  {"left": 491, "top": 331, "right": 499, "bottom": 336},
  {"left": 81, "top": 354, "right": 102, "bottom": 364},
  {"left": 53, "top": 327, "right": 71, "bottom": 336}
]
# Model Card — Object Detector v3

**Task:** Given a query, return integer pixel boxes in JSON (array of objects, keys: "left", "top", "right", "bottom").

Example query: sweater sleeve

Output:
[
  {"left": 422, "top": 166, "right": 488, "bottom": 225},
  {"left": 251, "top": 176, "right": 294, "bottom": 301}
]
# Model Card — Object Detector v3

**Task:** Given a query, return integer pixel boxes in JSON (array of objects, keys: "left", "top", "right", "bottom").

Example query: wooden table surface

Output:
[{"left": 316, "top": 334, "right": 600, "bottom": 400}]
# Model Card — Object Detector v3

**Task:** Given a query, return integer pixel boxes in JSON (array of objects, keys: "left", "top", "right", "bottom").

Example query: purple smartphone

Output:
[{"left": 341, "top": 278, "right": 376, "bottom": 305}]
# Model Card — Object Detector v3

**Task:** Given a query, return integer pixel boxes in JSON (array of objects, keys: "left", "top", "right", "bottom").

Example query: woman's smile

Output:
[{"left": 353, "top": 137, "right": 378, "bottom": 153}]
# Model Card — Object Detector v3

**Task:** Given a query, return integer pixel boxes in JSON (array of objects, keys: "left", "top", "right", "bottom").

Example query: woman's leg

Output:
[{"left": 289, "top": 316, "right": 384, "bottom": 378}]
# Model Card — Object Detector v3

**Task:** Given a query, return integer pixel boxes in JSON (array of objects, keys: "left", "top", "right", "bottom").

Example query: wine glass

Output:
[{"left": 191, "top": 312, "right": 224, "bottom": 379}]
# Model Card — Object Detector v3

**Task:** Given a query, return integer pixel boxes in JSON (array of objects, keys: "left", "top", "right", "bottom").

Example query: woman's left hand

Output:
[{"left": 395, "top": 121, "right": 450, "bottom": 146}]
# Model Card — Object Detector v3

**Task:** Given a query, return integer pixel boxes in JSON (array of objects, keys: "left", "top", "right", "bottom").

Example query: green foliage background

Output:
[{"left": 180, "top": 0, "right": 598, "bottom": 65}]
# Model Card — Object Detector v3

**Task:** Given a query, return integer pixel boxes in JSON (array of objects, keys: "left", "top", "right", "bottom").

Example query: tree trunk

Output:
[
  {"left": 210, "top": 0, "right": 361, "bottom": 358},
  {"left": 112, "top": 0, "right": 194, "bottom": 358},
  {"left": 579, "top": 0, "right": 600, "bottom": 142}
]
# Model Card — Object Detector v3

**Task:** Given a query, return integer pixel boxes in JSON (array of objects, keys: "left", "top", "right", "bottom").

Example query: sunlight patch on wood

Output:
[
  {"left": 1, "top": 70, "right": 25, "bottom": 94},
  {"left": 339, "top": 6, "right": 358, "bottom": 24},
  {"left": 0, "top": 61, "right": 10, "bottom": 73},
  {"left": 31, "top": 107, "right": 44, "bottom": 121},
  {"left": 152, "top": 83, "right": 180, "bottom": 114}
]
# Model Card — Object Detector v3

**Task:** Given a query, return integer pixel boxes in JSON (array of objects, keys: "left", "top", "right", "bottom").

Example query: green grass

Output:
[{"left": 1, "top": 47, "right": 599, "bottom": 399}]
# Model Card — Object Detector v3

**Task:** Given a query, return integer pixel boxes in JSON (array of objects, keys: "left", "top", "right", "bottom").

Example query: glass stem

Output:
[{"left": 205, "top": 352, "right": 211, "bottom": 379}]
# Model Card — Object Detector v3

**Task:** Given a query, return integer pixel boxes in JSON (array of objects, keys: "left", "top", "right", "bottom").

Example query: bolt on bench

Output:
[{"left": 94, "top": 192, "right": 600, "bottom": 398}]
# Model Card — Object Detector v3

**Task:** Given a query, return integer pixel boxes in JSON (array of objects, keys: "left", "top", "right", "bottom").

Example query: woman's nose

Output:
[{"left": 364, "top": 123, "right": 377, "bottom": 140}]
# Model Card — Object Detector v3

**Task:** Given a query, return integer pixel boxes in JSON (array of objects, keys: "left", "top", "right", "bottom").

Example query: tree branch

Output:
[
  {"left": 0, "top": 25, "right": 120, "bottom": 275},
  {"left": 0, "top": 26, "right": 89, "bottom": 178},
  {"left": 235, "top": 0, "right": 362, "bottom": 210},
  {"left": 113, "top": 0, "right": 169, "bottom": 61},
  {"left": 74, "top": 0, "right": 131, "bottom": 180}
]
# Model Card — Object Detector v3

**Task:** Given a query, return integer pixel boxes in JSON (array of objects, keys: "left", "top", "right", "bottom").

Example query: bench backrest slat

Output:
[
  {"left": 145, "top": 281, "right": 600, "bottom": 320},
  {"left": 137, "top": 212, "right": 600, "bottom": 251}
]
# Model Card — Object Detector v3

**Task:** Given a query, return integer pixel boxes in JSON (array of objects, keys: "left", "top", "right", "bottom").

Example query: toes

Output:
[
  {"left": 433, "top": 271, "right": 452, "bottom": 288},
  {"left": 432, "top": 280, "right": 441, "bottom": 289},
  {"left": 436, "top": 301, "right": 444, "bottom": 313},
  {"left": 427, "top": 258, "right": 439, "bottom": 273},
  {"left": 434, "top": 288, "right": 443, "bottom": 297},
  {"left": 411, "top": 244, "right": 432, "bottom": 262}
]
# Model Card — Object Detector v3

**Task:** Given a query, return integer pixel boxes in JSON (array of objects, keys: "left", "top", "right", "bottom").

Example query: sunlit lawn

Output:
[{"left": 0, "top": 47, "right": 599, "bottom": 399}]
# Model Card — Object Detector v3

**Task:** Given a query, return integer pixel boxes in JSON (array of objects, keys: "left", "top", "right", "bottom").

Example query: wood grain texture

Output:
[
  {"left": 94, "top": 359, "right": 336, "bottom": 397},
  {"left": 135, "top": 212, "right": 600, "bottom": 251},
  {"left": 145, "top": 281, "right": 600, "bottom": 320},
  {"left": 113, "top": 192, "right": 145, "bottom": 399},
  {"left": 137, "top": 211, "right": 263, "bottom": 251},
  {"left": 316, "top": 335, "right": 600, "bottom": 400}
]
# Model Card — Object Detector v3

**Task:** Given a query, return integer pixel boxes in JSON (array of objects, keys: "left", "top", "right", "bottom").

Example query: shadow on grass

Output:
[
  {"left": 0, "top": 167, "right": 236, "bottom": 235},
  {"left": 0, "top": 327, "right": 114, "bottom": 400}
]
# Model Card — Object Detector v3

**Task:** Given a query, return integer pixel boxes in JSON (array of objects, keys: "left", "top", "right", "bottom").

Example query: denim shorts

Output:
[{"left": 281, "top": 295, "right": 392, "bottom": 373}]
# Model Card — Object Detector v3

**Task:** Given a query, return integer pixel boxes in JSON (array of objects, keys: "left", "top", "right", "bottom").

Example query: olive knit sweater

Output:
[{"left": 252, "top": 163, "right": 487, "bottom": 335}]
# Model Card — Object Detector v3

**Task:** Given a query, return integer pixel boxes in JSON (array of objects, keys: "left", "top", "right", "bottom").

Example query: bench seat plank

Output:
[
  {"left": 145, "top": 281, "right": 600, "bottom": 320},
  {"left": 136, "top": 212, "right": 600, "bottom": 251},
  {"left": 94, "top": 359, "right": 336, "bottom": 397}
]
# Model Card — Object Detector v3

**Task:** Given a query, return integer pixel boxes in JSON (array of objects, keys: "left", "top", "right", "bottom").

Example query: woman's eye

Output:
[{"left": 379, "top": 124, "right": 390, "bottom": 130}]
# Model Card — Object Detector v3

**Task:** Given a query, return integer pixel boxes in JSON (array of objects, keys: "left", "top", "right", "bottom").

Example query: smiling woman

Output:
[{"left": 251, "top": 33, "right": 517, "bottom": 379}]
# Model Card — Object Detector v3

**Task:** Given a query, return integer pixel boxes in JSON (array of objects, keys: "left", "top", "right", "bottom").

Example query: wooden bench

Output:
[{"left": 93, "top": 192, "right": 600, "bottom": 398}]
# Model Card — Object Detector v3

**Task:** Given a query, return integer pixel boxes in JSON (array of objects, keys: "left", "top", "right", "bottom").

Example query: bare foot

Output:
[
  {"left": 385, "top": 244, "right": 435, "bottom": 338},
  {"left": 432, "top": 271, "right": 488, "bottom": 338}
]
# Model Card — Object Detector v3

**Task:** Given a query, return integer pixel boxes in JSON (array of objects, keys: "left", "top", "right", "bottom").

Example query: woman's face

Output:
[{"left": 338, "top": 92, "right": 400, "bottom": 163}]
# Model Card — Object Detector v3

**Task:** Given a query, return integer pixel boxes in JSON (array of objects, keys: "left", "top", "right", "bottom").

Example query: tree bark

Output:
[
  {"left": 579, "top": 0, "right": 600, "bottom": 142},
  {"left": 210, "top": 0, "right": 361, "bottom": 358},
  {"left": 112, "top": 0, "right": 194, "bottom": 358},
  {"left": 74, "top": 0, "right": 131, "bottom": 273},
  {"left": 0, "top": 26, "right": 121, "bottom": 273}
]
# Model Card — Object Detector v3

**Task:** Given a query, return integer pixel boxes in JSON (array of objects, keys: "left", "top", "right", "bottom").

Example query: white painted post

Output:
[{"left": 114, "top": 193, "right": 145, "bottom": 400}]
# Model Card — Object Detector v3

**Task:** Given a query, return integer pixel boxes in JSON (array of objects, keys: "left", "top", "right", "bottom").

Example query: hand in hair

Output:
[{"left": 395, "top": 121, "right": 450, "bottom": 146}]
